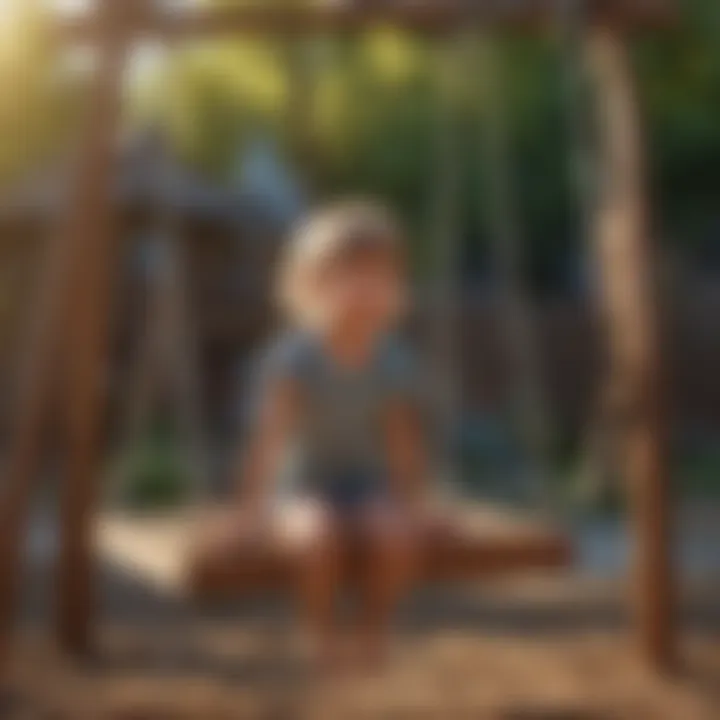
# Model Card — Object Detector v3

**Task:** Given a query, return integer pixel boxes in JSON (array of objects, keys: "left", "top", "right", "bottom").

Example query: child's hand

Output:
[{"left": 232, "top": 379, "right": 298, "bottom": 521}]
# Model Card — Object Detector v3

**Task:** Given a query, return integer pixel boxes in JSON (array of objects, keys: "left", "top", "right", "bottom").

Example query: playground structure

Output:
[{"left": 0, "top": 0, "right": 677, "bottom": 681}]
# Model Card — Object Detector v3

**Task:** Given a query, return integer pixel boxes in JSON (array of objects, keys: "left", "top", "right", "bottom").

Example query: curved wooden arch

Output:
[{"left": 583, "top": 27, "right": 675, "bottom": 670}]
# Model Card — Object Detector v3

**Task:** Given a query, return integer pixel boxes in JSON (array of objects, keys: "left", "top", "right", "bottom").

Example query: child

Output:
[{"left": 236, "top": 200, "right": 429, "bottom": 672}]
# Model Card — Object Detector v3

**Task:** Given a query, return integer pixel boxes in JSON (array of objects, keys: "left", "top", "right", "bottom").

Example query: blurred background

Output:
[{"left": 0, "top": 0, "right": 718, "bottom": 717}]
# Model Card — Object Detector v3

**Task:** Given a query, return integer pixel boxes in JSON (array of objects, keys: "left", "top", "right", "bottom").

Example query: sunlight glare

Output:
[
  {"left": 54, "top": 0, "right": 91, "bottom": 18},
  {"left": 0, "top": 0, "right": 13, "bottom": 24}
]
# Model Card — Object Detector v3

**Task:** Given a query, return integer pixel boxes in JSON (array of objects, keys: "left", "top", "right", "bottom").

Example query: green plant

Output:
[{"left": 116, "top": 424, "right": 191, "bottom": 510}]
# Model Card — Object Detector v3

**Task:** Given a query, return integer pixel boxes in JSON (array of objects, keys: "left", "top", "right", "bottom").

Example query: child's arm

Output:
[
  {"left": 384, "top": 401, "right": 428, "bottom": 507},
  {"left": 234, "top": 378, "right": 298, "bottom": 512}
]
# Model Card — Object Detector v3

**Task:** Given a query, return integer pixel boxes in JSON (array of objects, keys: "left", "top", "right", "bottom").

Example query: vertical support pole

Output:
[
  {"left": 54, "top": 19, "right": 128, "bottom": 656},
  {"left": 0, "top": 0, "right": 127, "bottom": 676},
  {"left": 0, "top": 137, "right": 79, "bottom": 678},
  {"left": 585, "top": 28, "right": 676, "bottom": 671}
]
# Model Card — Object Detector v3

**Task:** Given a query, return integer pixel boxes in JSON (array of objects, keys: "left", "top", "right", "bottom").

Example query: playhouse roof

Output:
[{"left": 0, "top": 130, "right": 283, "bottom": 231}]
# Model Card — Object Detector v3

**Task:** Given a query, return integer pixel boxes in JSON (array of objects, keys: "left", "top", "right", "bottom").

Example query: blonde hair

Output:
[{"left": 277, "top": 199, "right": 407, "bottom": 328}]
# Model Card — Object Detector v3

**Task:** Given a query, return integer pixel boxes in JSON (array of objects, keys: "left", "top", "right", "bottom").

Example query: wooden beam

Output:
[
  {"left": 54, "top": 17, "right": 128, "bottom": 655},
  {"left": 60, "top": 1, "right": 677, "bottom": 44},
  {"left": 0, "top": 0, "right": 130, "bottom": 676},
  {"left": 0, "top": 153, "right": 80, "bottom": 677},
  {"left": 585, "top": 28, "right": 676, "bottom": 671}
]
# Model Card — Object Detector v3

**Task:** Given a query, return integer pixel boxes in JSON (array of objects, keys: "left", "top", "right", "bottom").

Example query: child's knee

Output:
[
  {"left": 279, "top": 499, "right": 338, "bottom": 555},
  {"left": 362, "top": 506, "right": 419, "bottom": 558}
]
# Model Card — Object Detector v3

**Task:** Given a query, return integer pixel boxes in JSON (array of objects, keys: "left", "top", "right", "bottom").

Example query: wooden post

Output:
[
  {"left": 54, "top": 8, "right": 128, "bottom": 655},
  {"left": 585, "top": 28, "right": 676, "bottom": 670},
  {"left": 0, "top": 144, "right": 81, "bottom": 677},
  {"left": 0, "top": 0, "right": 127, "bottom": 678}
]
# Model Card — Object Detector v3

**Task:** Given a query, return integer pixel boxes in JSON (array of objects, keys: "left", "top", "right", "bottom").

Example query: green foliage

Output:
[
  {"left": 5, "top": 0, "right": 720, "bottom": 282},
  {"left": 676, "top": 441, "right": 720, "bottom": 498},
  {"left": 116, "top": 422, "right": 192, "bottom": 510},
  {"left": 635, "top": 0, "right": 720, "bottom": 262}
]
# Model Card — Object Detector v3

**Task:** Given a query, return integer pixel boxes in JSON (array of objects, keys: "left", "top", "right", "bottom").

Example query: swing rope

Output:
[
  {"left": 429, "top": 32, "right": 466, "bottom": 500},
  {"left": 475, "top": 32, "right": 556, "bottom": 513},
  {"left": 429, "top": 28, "right": 562, "bottom": 515}
]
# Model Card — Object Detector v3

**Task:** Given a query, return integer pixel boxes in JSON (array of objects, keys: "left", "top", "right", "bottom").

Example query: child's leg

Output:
[
  {"left": 278, "top": 499, "right": 343, "bottom": 664},
  {"left": 355, "top": 503, "right": 420, "bottom": 664}
]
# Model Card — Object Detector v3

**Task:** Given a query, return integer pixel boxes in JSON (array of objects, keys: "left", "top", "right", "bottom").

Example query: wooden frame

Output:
[
  {"left": 61, "top": 1, "right": 676, "bottom": 43},
  {"left": 0, "top": 0, "right": 676, "bottom": 674},
  {"left": 584, "top": 27, "right": 675, "bottom": 669}
]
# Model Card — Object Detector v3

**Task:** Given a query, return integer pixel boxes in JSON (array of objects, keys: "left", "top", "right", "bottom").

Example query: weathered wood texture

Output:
[
  {"left": 0, "top": 169, "right": 81, "bottom": 674},
  {"left": 61, "top": 0, "right": 676, "bottom": 43},
  {"left": 585, "top": 28, "right": 675, "bottom": 671},
  {"left": 54, "top": 13, "right": 128, "bottom": 654},
  {"left": 0, "top": 0, "right": 128, "bottom": 675}
]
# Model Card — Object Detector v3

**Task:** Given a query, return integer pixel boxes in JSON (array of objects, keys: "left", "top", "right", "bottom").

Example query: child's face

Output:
[{"left": 317, "top": 247, "right": 404, "bottom": 337}]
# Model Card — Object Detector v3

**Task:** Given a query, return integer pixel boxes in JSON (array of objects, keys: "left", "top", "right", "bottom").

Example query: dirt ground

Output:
[
  {"left": 4, "top": 626, "right": 720, "bottom": 719},
  {"left": 4, "top": 567, "right": 720, "bottom": 720}
]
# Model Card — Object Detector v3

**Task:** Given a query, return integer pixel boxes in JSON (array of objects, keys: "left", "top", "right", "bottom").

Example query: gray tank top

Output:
[{"left": 252, "top": 330, "right": 421, "bottom": 494}]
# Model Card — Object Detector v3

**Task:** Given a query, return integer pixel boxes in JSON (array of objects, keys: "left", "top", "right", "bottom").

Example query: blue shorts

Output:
[{"left": 308, "top": 469, "right": 385, "bottom": 514}]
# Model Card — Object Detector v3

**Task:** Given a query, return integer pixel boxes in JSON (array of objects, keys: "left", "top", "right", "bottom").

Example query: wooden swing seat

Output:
[{"left": 98, "top": 503, "right": 572, "bottom": 599}]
